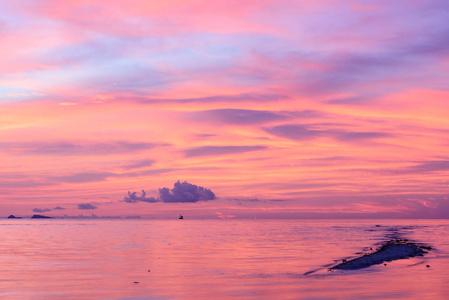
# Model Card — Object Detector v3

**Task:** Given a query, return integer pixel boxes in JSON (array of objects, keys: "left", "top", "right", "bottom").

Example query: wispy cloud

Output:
[
  {"left": 184, "top": 145, "right": 267, "bottom": 157},
  {"left": 33, "top": 208, "right": 51, "bottom": 213},
  {"left": 136, "top": 93, "right": 287, "bottom": 104},
  {"left": 121, "top": 159, "right": 155, "bottom": 170},
  {"left": 382, "top": 160, "right": 449, "bottom": 175},
  {"left": 50, "top": 172, "right": 114, "bottom": 183},
  {"left": 192, "top": 109, "right": 292, "bottom": 125},
  {"left": 265, "top": 123, "right": 391, "bottom": 143},
  {"left": 0, "top": 141, "right": 157, "bottom": 156},
  {"left": 78, "top": 203, "right": 98, "bottom": 210}
]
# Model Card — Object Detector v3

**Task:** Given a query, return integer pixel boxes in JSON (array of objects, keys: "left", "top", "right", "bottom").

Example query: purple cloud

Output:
[
  {"left": 137, "top": 93, "right": 287, "bottom": 104},
  {"left": 122, "top": 159, "right": 155, "bottom": 169},
  {"left": 48, "top": 168, "right": 175, "bottom": 184},
  {"left": 383, "top": 160, "right": 449, "bottom": 175},
  {"left": 265, "top": 124, "right": 390, "bottom": 142},
  {"left": 336, "top": 132, "right": 391, "bottom": 141},
  {"left": 33, "top": 208, "right": 51, "bottom": 213},
  {"left": 78, "top": 203, "right": 98, "bottom": 210},
  {"left": 50, "top": 172, "right": 114, "bottom": 183},
  {"left": 124, "top": 181, "right": 216, "bottom": 204},
  {"left": 185, "top": 146, "right": 266, "bottom": 157},
  {"left": 0, "top": 180, "right": 53, "bottom": 188},
  {"left": 53, "top": 206, "right": 66, "bottom": 210},
  {"left": 0, "top": 141, "right": 157, "bottom": 156},
  {"left": 159, "top": 181, "right": 215, "bottom": 203},
  {"left": 123, "top": 190, "right": 158, "bottom": 203},
  {"left": 264, "top": 124, "right": 322, "bottom": 141},
  {"left": 193, "top": 109, "right": 292, "bottom": 125}
]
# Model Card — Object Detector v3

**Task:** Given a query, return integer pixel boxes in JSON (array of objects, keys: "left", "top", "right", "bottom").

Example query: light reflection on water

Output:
[{"left": 0, "top": 219, "right": 448, "bottom": 299}]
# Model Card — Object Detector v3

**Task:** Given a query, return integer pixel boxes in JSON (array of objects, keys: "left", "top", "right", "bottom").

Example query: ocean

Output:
[{"left": 1, "top": 219, "right": 448, "bottom": 299}]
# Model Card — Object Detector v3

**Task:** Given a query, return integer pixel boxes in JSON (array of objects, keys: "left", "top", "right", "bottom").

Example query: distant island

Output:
[
  {"left": 125, "top": 215, "right": 142, "bottom": 219},
  {"left": 7, "top": 215, "right": 22, "bottom": 219},
  {"left": 31, "top": 214, "right": 53, "bottom": 219}
]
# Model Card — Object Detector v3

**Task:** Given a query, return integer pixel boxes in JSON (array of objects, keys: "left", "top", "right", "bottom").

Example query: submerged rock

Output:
[{"left": 330, "top": 239, "right": 430, "bottom": 270}]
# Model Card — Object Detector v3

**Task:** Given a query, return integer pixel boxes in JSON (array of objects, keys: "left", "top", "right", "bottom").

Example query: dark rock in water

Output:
[
  {"left": 7, "top": 215, "right": 22, "bottom": 219},
  {"left": 31, "top": 214, "right": 52, "bottom": 219},
  {"left": 330, "top": 239, "right": 430, "bottom": 271}
]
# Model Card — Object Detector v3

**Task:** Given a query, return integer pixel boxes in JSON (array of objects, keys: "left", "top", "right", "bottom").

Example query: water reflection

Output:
[{"left": 0, "top": 219, "right": 448, "bottom": 299}]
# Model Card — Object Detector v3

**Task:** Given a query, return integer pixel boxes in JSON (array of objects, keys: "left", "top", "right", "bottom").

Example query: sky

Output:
[{"left": 1, "top": 0, "right": 449, "bottom": 219}]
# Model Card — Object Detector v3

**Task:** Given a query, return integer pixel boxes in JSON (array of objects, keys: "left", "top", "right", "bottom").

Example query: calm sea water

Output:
[{"left": 1, "top": 219, "right": 448, "bottom": 299}]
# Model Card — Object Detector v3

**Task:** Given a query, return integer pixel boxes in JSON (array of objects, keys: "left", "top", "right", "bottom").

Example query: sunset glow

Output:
[{"left": 1, "top": 1, "right": 449, "bottom": 218}]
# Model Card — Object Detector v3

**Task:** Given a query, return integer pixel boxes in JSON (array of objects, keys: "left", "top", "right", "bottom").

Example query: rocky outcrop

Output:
[{"left": 330, "top": 239, "right": 431, "bottom": 270}]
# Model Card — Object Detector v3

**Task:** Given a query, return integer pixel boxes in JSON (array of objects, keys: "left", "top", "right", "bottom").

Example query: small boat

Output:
[{"left": 179, "top": 215, "right": 184, "bottom": 219}]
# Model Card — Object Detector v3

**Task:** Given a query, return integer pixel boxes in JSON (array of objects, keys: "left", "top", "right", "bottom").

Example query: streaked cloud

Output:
[
  {"left": 32, "top": 208, "right": 51, "bottom": 213},
  {"left": 184, "top": 146, "right": 267, "bottom": 157},
  {"left": 78, "top": 203, "right": 98, "bottom": 210},
  {"left": 50, "top": 172, "right": 114, "bottom": 183},
  {"left": 0, "top": 141, "right": 157, "bottom": 156},
  {"left": 192, "top": 109, "right": 292, "bottom": 125},
  {"left": 122, "top": 159, "right": 155, "bottom": 170},
  {"left": 265, "top": 124, "right": 391, "bottom": 142}
]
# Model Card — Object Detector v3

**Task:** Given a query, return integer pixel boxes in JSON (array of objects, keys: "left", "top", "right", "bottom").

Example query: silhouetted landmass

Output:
[
  {"left": 330, "top": 239, "right": 430, "bottom": 270},
  {"left": 31, "top": 214, "right": 52, "bottom": 219},
  {"left": 61, "top": 214, "right": 122, "bottom": 219},
  {"left": 7, "top": 215, "right": 22, "bottom": 219}
]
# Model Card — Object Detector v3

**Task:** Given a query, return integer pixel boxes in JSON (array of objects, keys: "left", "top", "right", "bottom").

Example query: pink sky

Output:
[{"left": 1, "top": 1, "right": 449, "bottom": 219}]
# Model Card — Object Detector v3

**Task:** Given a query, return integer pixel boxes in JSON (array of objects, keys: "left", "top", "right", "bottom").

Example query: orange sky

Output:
[{"left": 1, "top": 1, "right": 449, "bottom": 218}]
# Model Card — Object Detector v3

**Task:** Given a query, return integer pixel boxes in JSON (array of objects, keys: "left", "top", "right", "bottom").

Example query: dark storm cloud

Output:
[
  {"left": 123, "top": 190, "right": 158, "bottom": 203},
  {"left": 184, "top": 145, "right": 267, "bottom": 157},
  {"left": 33, "top": 208, "right": 51, "bottom": 213},
  {"left": 78, "top": 203, "right": 98, "bottom": 210},
  {"left": 159, "top": 181, "right": 216, "bottom": 203}
]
